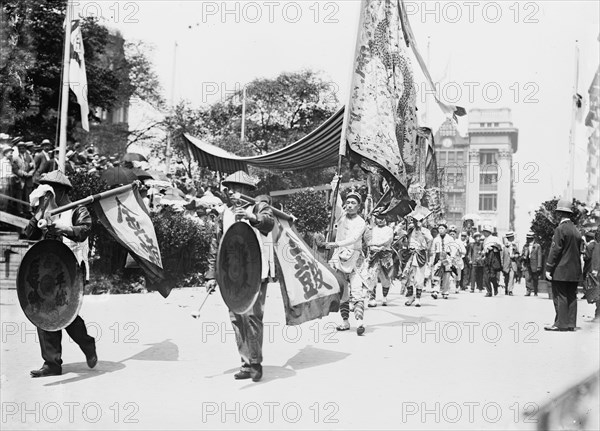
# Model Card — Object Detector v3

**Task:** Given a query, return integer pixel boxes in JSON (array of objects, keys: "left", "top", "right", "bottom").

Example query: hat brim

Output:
[{"left": 222, "top": 181, "right": 256, "bottom": 191}]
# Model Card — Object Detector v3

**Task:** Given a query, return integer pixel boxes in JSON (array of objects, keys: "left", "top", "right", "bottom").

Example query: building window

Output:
[
  {"left": 448, "top": 151, "right": 456, "bottom": 163},
  {"left": 456, "top": 151, "right": 464, "bottom": 164},
  {"left": 479, "top": 193, "right": 497, "bottom": 211},
  {"left": 479, "top": 173, "right": 498, "bottom": 184},
  {"left": 480, "top": 123, "right": 486, "bottom": 127},
  {"left": 493, "top": 122, "right": 499, "bottom": 127},
  {"left": 479, "top": 151, "right": 497, "bottom": 166}
]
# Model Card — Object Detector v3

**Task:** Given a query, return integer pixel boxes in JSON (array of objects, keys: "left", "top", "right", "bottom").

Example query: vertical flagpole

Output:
[
  {"left": 423, "top": 36, "right": 431, "bottom": 126},
  {"left": 566, "top": 41, "right": 580, "bottom": 201},
  {"left": 58, "top": 0, "right": 73, "bottom": 171},
  {"left": 326, "top": 0, "right": 366, "bottom": 242},
  {"left": 241, "top": 85, "right": 247, "bottom": 143},
  {"left": 164, "top": 41, "right": 177, "bottom": 175}
]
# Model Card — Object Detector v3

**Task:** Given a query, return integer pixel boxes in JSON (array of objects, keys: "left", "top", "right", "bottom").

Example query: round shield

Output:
[
  {"left": 17, "top": 239, "right": 83, "bottom": 331},
  {"left": 216, "top": 222, "right": 262, "bottom": 314}
]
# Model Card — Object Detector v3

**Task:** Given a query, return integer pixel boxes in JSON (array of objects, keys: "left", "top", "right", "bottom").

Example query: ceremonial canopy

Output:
[{"left": 182, "top": 108, "right": 344, "bottom": 174}]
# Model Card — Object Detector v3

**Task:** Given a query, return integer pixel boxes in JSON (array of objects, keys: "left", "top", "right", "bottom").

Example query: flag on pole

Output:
[
  {"left": 93, "top": 184, "right": 167, "bottom": 296},
  {"left": 273, "top": 217, "right": 341, "bottom": 325},
  {"left": 69, "top": 19, "right": 90, "bottom": 131},
  {"left": 345, "top": 0, "right": 415, "bottom": 195}
]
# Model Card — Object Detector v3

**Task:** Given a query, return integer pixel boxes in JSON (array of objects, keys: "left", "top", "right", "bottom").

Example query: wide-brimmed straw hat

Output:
[
  {"left": 39, "top": 170, "right": 72, "bottom": 189},
  {"left": 221, "top": 171, "right": 257, "bottom": 191}
]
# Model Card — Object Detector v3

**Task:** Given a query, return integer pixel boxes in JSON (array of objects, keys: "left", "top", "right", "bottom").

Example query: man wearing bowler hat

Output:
[
  {"left": 204, "top": 171, "right": 274, "bottom": 381},
  {"left": 544, "top": 199, "right": 582, "bottom": 331}
]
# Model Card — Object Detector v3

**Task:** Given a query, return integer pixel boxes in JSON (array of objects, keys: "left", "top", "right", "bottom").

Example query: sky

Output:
[{"left": 79, "top": 0, "right": 600, "bottom": 238}]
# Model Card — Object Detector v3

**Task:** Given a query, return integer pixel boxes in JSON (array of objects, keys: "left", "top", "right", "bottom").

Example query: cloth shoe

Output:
[
  {"left": 382, "top": 297, "right": 387, "bottom": 306},
  {"left": 250, "top": 364, "right": 263, "bottom": 382},
  {"left": 368, "top": 299, "right": 377, "bottom": 307},
  {"left": 86, "top": 352, "right": 98, "bottom": 369}
]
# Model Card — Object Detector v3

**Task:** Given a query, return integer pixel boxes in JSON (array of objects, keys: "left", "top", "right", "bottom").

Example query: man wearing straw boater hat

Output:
[
  {"left": 24, "top": 170, "right": 97, "bottom": 377},
  {"left": 544, "top": 199, "right": 582, "bottom": 332},
  {"left": 204, "top": 170, "right": 274, "bottom": 382}
]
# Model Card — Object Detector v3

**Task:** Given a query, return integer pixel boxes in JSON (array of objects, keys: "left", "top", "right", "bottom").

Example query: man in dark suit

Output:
[
  {"left": 522, "top": 232, "right": 543, "bottom": 296},
  {"left": 14, "top": 141, "right": 35, "bottom": 215},
  {"left": 545, "top": 199, "right": 583, "bottom": 332},
  {"left": 33, "top": 139, "right": 57, "bottom": 185}
]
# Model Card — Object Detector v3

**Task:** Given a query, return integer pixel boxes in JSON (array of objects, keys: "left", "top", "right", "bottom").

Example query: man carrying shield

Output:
[
  {"left": 204, "top": 171, "right": 274, "bottom": 382},
  {"left": 24, "top": 171, "right": 97, "bottom": 377}
]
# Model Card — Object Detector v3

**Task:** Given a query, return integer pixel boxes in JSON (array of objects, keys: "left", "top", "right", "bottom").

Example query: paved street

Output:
[{"left": 1, "top": 281, "right": 599, "bottom": 430}]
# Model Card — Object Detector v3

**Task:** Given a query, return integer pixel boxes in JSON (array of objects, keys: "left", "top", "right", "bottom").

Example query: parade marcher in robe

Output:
[
  {"left": 482, "top": 225, "right": 502, "bottom": 297},
  {"left": 544, "top": 199, "right": 582, "bottom": 332},
  {"left": 204, "top": 171, "right": 274, "bottom": 381},
  {"left": 522, "top": 232, "right": 542, "bottom": 296},
  {"left": 501, "top": 231, "right": 519, "bottom": 296},
  {"left": 583, "top": 229, "right": 600, "bottom": 322},
  {"left": 430, "top": 222, "right": 456, "bottom": 299},
  {"left": 324, "top": 192, "right": 367, "bottom": 335},
  {"left": 363, "top": 209, "right": 394, "bottom": 307},
  {"left": 447, "top": 225, "right": 466, "bottom": 293},
  {"left": 470, "top": 232, "right": 485, "bottom": 292},
  {"left": 403, "top": 207, "right": 433, "bottom": 307},
  {"left": 459, "top": 231, "right": 472, "bottom": 291},
  {"left": 25, "top": 171, "right": 97, "bottom": 377}
]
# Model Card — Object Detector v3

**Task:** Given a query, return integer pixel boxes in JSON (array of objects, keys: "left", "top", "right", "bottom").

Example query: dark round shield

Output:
[
  {"left": 17, "top": 240, "right": 83, "bottom": 331},
  {"left": 216, "top": 222, "right": 262, "bottom": 314}
]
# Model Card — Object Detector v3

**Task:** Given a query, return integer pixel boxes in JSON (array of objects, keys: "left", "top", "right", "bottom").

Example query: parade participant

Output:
[
  {"left": 583, "top": 229, "right": 600, "bottom": 322},
  {"left": 482, "top": 225, "right": 502, "bottom": 297},
  {"left": 33, "top": 139, "right": 56, "bottom": 185},
  {"left": 448, "top": 225, "right": 466, "bottom": 293},
  {"left": 324, "top": 191, "right": 367, "bottom": 335},
  {"left": 459, "top": 231, "right": 472, "bottom": 291},
  {"left": 470, "top": 232, "right": 485, "bottom": 292},
  {"left": 403, "top": 207, "right": 433, "bottom": 307},
  {"left": 522, "top": 232, "right": 542, "bottom": 296},
  {"left": 364, "top": 209, "right": 394, "bottom": 307},
  {"left": 25, "top": 171, "right": 97, "bottom": 377},
  {"left": 544, "top": 199, "right": 582, "bottom": 332},
  {"left": 204, "top": 171, "right": 274, "bottom": 381},
  {"left": 430, "top": 222, "right": 456, "bottom": 299},
  {"left": 14, "top": 141, "right": 35, "bottom": 215},
  {"left": 502, "top": 232, "right": 519, "bottom": 296}
]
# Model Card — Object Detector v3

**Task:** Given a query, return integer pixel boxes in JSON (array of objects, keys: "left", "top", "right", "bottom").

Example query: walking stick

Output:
[{"left": 191, "top": 284, "right": 216, "bottom": 319}]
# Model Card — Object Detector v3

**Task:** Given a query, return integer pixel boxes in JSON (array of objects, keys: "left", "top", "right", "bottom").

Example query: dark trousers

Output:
[
  {"left": 461, "top": 263, "right": 471, "bottom": 289},
  {"left": 527, "top": 270, "right": 539, "bottom": 294},
  {"left": 551, "top": 281, "right": 578, "bottom": 329},
  {"left": 483, "top": 269, "right": 498, "bottom": 295},
  {"left": 37, "top": 315, "right": 96, "bottom": 371},
  {"left": 230, "top": 280, "right": 268, "bottom": 366},
  {"left": 471, "top": 266, "right": 484, "bottom": 291},
  {"left": 19, "top": 181, "right": 33, "bottom": 214}
]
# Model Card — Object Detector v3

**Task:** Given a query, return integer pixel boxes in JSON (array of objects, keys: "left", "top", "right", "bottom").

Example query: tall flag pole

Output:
[
  {"left": 57, "top": 1, "right": 74, "bottom": 171},
  {"left": 164, "top": 41, "right": 177, "bottom": 175},
  {"left": 566, "top": 41, "right": 580, "bottom": 201},
  {"left": 326, "top": 0, "right": 365, "bottom": 242}
]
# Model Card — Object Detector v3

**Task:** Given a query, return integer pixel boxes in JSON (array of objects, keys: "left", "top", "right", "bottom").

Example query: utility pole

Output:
[
  {"left": 566, "top": 41, "right": 580, "bottom": 201},
  {"left": 164, "top": 41, "right": 177, "bottom": 175}
]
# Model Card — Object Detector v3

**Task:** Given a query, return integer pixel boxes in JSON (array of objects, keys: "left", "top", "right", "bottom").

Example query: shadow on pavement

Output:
[
  {"left": 43, "top": 361, "right": 126, "bottom": 386},
  {"left": 123, "top": 339, "right": 180, "bottom": 362}
]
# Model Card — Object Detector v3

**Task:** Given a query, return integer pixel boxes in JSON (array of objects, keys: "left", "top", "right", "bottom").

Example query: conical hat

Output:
[
  {"left": 39, "top": 170, "right": 72, "bottom": 189},
  {"left": 221, "top": 171, "right": 257, "bottom": 190}
]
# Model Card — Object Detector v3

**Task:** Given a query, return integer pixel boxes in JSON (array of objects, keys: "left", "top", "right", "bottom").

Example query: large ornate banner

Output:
[{"left": 345, "top": 0, "right": 417, "bottom": 192}]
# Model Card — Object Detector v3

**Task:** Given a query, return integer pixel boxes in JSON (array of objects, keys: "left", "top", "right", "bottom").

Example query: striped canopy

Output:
[{"left": 182, "top": 107, "right": 345, "bottom": 174}]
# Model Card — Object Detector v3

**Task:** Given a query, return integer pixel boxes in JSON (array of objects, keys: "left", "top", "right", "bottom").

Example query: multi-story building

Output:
[{"left": 434, "top": 108, "right": 519, "bottom": 236}]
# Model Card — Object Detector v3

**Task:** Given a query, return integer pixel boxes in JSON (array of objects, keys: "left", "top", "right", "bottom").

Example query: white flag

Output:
[{"left": 69, "top": 20, "right": 89, "bottom": 131}]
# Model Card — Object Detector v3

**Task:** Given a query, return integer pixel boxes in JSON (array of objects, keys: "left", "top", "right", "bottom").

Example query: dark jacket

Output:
[
  {"left": 33, "top": 152, "right": 57, "bottom": 185},
  {"left": 546, "top": 219, "right": 582, "bottom": 282},
  {"left": 205, "top": 201, "right": 274, "bottom": 280},
  {"left": 583, "top": 240, "right": 600, "bottom": 276},
  {"left": 25, "top": 206, "right": 92, "bottom": 243},
  {"left": 522, "top": 241, "right": 542, "bottom": 272}
]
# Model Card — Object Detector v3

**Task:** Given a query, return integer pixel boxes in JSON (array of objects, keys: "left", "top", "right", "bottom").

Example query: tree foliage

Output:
[
  {"left": 283, "top": 190, "right": 330, "bottom": 236},
  {"left": 530, "top": 198, "right": 588, "bottom": 253},
  {"left": 1, "top": 0, "right": 163, "bottom": 154}
]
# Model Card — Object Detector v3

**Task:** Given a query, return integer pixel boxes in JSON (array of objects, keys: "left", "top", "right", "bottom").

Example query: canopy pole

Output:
[{"left": 57, "top": 0, "right": 73, "bottom": 171}]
